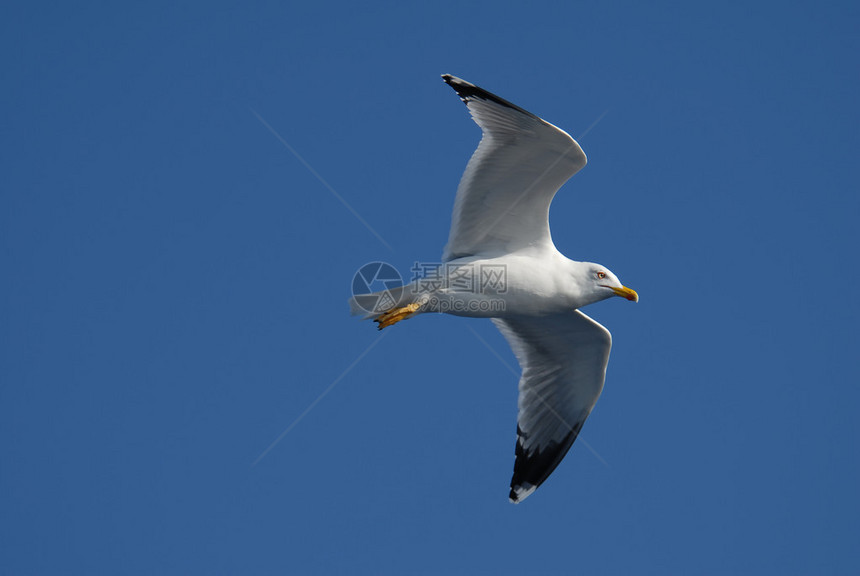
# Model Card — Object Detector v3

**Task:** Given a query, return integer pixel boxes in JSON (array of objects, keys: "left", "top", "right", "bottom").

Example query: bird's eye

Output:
[{"left": 597, "top": 272, "right": 606, "bottom": 280}]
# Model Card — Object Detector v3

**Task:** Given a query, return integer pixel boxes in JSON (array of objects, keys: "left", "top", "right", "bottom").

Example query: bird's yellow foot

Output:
[{"left": 375, "top": 302, "right": 422, "bottom": 330}]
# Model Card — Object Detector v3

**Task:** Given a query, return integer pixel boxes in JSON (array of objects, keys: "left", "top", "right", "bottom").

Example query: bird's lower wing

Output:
[
  {"left": 492, "top": 310, "right": 612, "bottom": 503},
  {"left": 441, "top": 75, "right": 586, "bottom": 261}
]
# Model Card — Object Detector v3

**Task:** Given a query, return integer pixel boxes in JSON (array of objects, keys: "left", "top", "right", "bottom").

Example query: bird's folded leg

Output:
[{"left": 375, "top": 302, "right": 422, "bottom": 330}]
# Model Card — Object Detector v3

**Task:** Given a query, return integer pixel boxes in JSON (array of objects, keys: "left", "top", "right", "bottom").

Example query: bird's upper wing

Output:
[
  {"left": 441, "top": 75, "right": 587, "bottom": 261},
  {"left": 492, "top": 310, "right": 612, "bottom": 503}
]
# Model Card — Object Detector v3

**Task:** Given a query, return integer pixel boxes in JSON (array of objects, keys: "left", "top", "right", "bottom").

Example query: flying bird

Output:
[{"left": 350, "top": 75, "right": 638, "bottom": 503}]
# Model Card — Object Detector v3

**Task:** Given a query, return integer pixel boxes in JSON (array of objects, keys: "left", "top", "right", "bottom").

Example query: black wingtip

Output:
[
  {"left": 509, "top": 423, "right": 582, "bottom": 503},
  {"left": 509, "top": 486, "right": 525, "bottom": 504},
  {"left": 441, "top": 74, "right": 472, "bottom": 99},
  {"left": 440, "top": 74, "right": 540, "bottom": 120}
]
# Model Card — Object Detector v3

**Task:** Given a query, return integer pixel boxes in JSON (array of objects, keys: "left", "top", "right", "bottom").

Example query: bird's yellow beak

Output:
[{"left": 611, "top": 286, "right": 639, "bottom": 302}]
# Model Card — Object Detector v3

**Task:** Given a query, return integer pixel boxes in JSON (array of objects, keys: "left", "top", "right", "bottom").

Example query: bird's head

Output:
[{"left": 581, "top": 263, "right": 638, "bottom": 304}]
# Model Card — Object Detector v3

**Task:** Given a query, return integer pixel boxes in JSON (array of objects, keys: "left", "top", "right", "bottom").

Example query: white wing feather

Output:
[
  {"left": 492, "top": 310, "right": 612, "bottom": 503},
  {"left": 441, "top": 75, "right": 587, "bottom": 261}
]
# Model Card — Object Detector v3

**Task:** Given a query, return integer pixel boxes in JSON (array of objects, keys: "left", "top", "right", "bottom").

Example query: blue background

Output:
[{"left": 2, "top": 1, "right": 859, "bottom": 574}]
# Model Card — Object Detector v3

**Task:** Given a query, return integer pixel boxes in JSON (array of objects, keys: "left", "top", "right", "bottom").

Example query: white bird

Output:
[{"left": 350, "top": 75, "right": 638, "bottom": 503}]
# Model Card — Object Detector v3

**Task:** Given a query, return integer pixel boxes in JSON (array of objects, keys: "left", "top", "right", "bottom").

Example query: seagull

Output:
[{"left": 350, "top": 75, "right": 638, "bottom": 503}]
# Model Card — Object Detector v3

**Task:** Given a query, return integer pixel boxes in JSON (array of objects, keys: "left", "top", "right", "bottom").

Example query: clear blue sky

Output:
[{"left": 2, "top": 1, "right": 858, "bottom": 574}]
